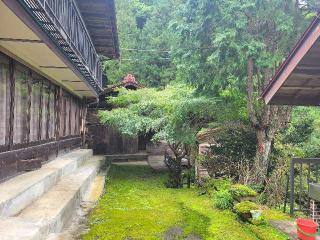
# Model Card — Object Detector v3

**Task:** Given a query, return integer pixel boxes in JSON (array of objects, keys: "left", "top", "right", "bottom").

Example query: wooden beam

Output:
[
  {"left": 39, "top": 66, "right": 68, "bottom": 69},
  {"left": 46, "top": 84, "right": 51, "bottom": 140},
  {"left": 0, "top": 137, "right": 81, "bottom": 181},
  {"left": 269, "top": 95, "right": 320, "bottom": 106},
  {"left": 26, "top": 70, "right": 32, "bottom": 145},
  {"left": 282, "top": 86, "right": 320, "bottom": 90},
  {"left": 38, "top": 81, "right": 43, "bottom": 141},
  {"left": 293, "top": 69, "right": 320, "bottom": 75},
  {"left": 0, "top": 38, "right": 43, "bottom": 43},
  {"left": 69, "top": 96, "right": 72, "bottom": 136}
]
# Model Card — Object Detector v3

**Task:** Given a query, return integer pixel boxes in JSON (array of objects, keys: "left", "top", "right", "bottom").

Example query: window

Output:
[{"left": 0, "top": 54, "right": 9, "bottom": 146}]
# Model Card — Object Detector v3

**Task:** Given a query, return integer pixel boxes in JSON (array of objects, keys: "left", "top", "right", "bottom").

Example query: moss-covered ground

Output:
[{"left": 82, "top": 164, "right": 290, "bottom": 240}]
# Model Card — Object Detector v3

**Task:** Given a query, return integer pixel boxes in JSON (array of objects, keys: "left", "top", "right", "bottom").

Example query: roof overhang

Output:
[
  {"left": 262, "top": 14, "right": 320, "bottom": 106},
  {"left": 76, "top": 0, "right": 120, "bottom": 59},
  {"left": 0, "top": 0, "right": 98, "bottom": 98}
]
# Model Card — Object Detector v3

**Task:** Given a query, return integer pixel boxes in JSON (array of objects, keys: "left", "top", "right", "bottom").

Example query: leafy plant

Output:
[
  {"left": 213, "top": 190, "right": 234, "bottom": 210},
  {"left": 202, "top": 178, "right": 231, "bottom": 196}
]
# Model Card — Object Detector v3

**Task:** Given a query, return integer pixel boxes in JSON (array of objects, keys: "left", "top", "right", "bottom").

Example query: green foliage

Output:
[
  {"left": 234, "top": 201, "right": 259, "bottom": 215},
  {"left": 203, "top": 123, "right": 256, "bottom": 179},
  {"left": 204, "top": 178, "right": 232, "bottom": 194},
  {"left": 99, "top": 84, "right": 217, "bottom": 146},
  {"left": 229, "top": 184, "right": 257, "bottom": 199},
  {"left": 104, "top": 0, "right": 177, "bottom": 87},
  {"left": 213, "top": 190, "right": 234, "bottom": 210}
]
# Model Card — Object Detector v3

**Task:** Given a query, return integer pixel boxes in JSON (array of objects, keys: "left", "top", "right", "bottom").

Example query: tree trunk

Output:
[{"left": 250, "top": 128, "right": 272, "bottom": 185}]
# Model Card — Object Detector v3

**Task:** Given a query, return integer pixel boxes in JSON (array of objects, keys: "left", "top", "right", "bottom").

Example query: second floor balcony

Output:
[{"left": 1, "top": 0, "right": 119, "bottom": 96}]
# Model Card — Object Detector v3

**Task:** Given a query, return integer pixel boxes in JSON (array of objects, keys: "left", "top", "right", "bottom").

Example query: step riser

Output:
[
  {"left": 0, "top": 149, "right": 93, "bottom": 217},
  {"left": 39, "top": 191, "right": 80, "bottom": 238}
]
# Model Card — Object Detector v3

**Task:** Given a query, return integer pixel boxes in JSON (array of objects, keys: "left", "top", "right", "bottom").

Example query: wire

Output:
[{"left": 122, "top": 48, "right": 170, "bottom": 53}]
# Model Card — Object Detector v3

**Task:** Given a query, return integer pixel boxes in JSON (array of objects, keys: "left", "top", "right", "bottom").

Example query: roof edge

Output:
[{"left": 261, "top": 13, "right": 320, "bottom": 103}]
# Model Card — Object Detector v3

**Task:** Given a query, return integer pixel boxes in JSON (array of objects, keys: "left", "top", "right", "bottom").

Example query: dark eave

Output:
[
  {"left": 262, "top": 14, "right": 320, "bottom": 106},
  {"left": 76, "top": 0, "right": 120, "bottom": 59}
]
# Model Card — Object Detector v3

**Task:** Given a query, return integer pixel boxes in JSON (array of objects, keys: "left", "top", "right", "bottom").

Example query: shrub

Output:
[
  {"left": 234, "top": 201, "right": 259, "bottom": 215},
  {"left": 213, "top": 190, "right": 234, "bottom": 210},
  {"left": 229, "top": 184, "right": 257, "bottom": 199},
  {"left": 203, "top": 123, "right": 256, "bottom": 180},
  {"left": 204, "top": 178, "right": 231, "bottom": 193}
]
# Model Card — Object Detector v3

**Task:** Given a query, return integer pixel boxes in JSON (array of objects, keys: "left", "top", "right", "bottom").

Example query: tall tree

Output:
[
  {"left": 171, "top": 0, "right": 308, "bottom": 184},
  {"left": 104, "top": 0, "right": 178, "bottom": 87}
]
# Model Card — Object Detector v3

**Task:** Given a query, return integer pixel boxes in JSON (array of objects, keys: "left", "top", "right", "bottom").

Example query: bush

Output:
[
  {"left": 202, "top": 123, "right": 256, "bottom": 180},
  {"left": 213, "top": 190, "right": 234, "bottom": 210},
  {"left": 229, "top": 184, "right": 257, "bottom": 199},
  {"left": 234, "top": 201, "right": 259, "bottom": 214},
  {"left": 203, "top": 178, "right": 231, "bottom": 195}
]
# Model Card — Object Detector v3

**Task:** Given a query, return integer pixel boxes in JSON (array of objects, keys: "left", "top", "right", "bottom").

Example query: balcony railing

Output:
[{"left": 17, "top": 0, "right": 103, "bottom": 93}]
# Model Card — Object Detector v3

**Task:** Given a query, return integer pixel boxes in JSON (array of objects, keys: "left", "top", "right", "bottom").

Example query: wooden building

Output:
[
  {"left": 262, "top": 13, "right": 320, "bottom": 218},
  {"left": 0, "top": 0, "right": 119, "bottom": 181}
]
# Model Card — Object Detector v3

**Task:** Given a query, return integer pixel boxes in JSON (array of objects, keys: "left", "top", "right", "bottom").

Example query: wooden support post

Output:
[
  {"left": 63, "top": 94, "right": 67, "bottom": 137},
  {"left": 69, "top": 96, "right": 72, "bottom": 136},
  {"left": 8, "top": 59, "right": 15, "bottom": 150},
  {"left": 55, "top": 87, "right": 62, "bottom": 155},
  {"left": 74, "top": 99, "right": 78, "bottom": 135},
  {"left": 26, "top": 70, "right": 32, "bottom": 146},
  {"left": 290, "top": 159, "right": 295, "bottom": 216},
  {"left": 38, "top": 80, "right": 43, "bottom": 141},
  {"left": 46, "top": 85, "right": 51, "bottom": 140}
]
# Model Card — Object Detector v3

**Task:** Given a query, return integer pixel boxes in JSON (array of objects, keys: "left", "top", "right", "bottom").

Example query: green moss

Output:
[
  {"left": 247, "top": 224, "right": 290, "bottom": 240},
  {"left": 262, "top": 208, "right": 292, "bottom": 221},
  {"left": 230, "top": 184, "right": 257, "bottom": 198},
  {"left": 249, "top": 216, "right": 267, "bottom": 226},
  {"left": 82, "top": 164, "right": 288, "bottom": 240},
  {"left": 234, "top": 201, "right": 259, "bottom": 214},
  {"left": 213, "top": 190, "right": 234, "bottom": 210}
]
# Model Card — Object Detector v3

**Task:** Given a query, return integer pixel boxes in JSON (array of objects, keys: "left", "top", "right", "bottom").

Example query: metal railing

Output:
[
  {"left": 285, "top": 158, "right": 320, "bottom": 216},
  {"left": 18, "top": 0, "right": 103, "bottom": 93}
]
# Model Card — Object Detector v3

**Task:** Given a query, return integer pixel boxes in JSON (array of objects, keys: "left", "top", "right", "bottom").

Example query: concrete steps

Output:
[
  {"left": 0, "top": 149, "right": 105, "bottom": 240},
  {"left": 0, "top": 149, "right": 92, "bottom": 217}
]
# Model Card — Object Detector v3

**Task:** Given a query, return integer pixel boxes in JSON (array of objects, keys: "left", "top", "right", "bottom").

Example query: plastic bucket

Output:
[{"left": 297, "top": 218, "right": 318, "bottom": 240}]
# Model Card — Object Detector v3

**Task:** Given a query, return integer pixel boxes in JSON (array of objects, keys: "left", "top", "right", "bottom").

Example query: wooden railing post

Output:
[{"left": 290, "top": 159, "right": 295, "bottom": 216}]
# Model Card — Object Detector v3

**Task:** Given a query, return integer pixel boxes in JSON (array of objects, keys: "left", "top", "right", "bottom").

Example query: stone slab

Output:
[{"left": 0, "top": 149, "right": 93, "bottom": 217}]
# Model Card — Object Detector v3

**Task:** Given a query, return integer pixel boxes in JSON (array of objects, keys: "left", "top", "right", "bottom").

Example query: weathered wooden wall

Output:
[
  {"left": 86, "top": 108, "right": 139, "bottom": 155},
  {"left": 0, "top": 52, "right": 85, "bottom": 181}
]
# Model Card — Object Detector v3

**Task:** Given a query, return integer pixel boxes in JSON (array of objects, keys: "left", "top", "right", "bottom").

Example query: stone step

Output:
[
  {"left": 0, "top": 156, "right": 103, "bottom": 240},
  {"left": 0, "top": 149, "right": 92, "bottom": 217},
  {"left": 0, "top": 217, "right": 42, "bottom": 240},
  {"left": 105, "top": 152, "right": 148, "bottom": 162},
  {"left": 46, "top": 173, "right": 107, "bottom": 240}
]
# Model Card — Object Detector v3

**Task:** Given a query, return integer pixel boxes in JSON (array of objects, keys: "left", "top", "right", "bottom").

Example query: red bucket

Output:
[{"left": 297, "top": 218, "right": 318, "bottom": 240}]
